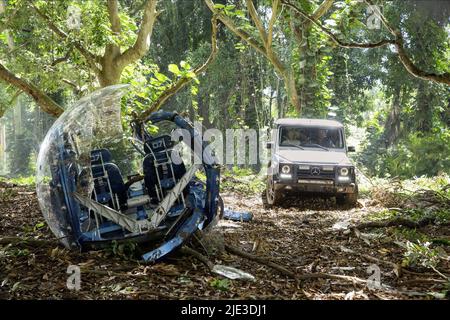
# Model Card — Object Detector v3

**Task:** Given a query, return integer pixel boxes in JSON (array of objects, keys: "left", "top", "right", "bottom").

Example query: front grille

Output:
[{"left": 297, "top": 165, "right": 335, "bottom": 179}]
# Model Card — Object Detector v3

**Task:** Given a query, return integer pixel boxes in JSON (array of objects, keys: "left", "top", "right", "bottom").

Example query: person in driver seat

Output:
[
  {"left": 283, "top": 128, "right": 301, "bottom": 145},
  {"left": 317, "top": 129, "right": 336, "bottom": 148}
]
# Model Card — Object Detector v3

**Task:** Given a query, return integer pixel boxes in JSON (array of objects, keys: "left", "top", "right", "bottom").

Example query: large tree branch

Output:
[
  {"left": 364, "top": 0, "right": 450, "bottom": 86},
  {"left": 204, "top": 0, "right": 285, "bottom": 74},
  {"left": 312, "top": 0, "right": 334, "bottom": 21},
  {"left": 31, "top": 3, "right": 101, "bottom": 75},
  {"left": 282, "top": 0, "right": 395, "bottom": 48},
  {"left": 0, "top": 63, "right": 64, "bottom": 117},
  {"left": 107, "top": 0, "right": 122, "bottom": 34},
  {"left": 116, "top": 0, "right": 158, "bottom": 69},
  {"left": 282, "top": 0, "right": 450, "bottom": 86},
  {"left": 205, "top": 0, "right": 300, "bottom": 112},
  {"left": 0, "top": 1, "right": 19, "bottom": 34},
  {"left": 393, "top": 35, "right": 450, "bottom": 86},
  {"left": 103, "top": 0, "right": 123, "bottom": 73},
  {"left": 245, "top": 0, "right": 268, "bottom": 45},
  {"left": 267, "top": 0, "right": 280, "bottom": 50},
  {"left": 205, "top": 0, "right": 266, "bottom": 57},
  {"left": 246, "top": 0, "right": 280, "bottom": 59},
  {"left": 138, "top": 16, "right": 219, "bottom": 121},
  {"left": 293, "top": 0, "right": 335, "bottom": 33},
  {"left": 364, "top": 0, "right": 397, "bottom": 37}
]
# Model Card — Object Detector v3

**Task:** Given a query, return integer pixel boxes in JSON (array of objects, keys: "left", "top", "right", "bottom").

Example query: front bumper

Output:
[{"left": 273, "top": 177, "right": 357, "bottom": 194}]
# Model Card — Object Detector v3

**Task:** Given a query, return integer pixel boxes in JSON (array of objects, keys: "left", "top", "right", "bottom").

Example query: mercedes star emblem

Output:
[{"left": 311, "top": 167, "right": 321, "bottom": 175}]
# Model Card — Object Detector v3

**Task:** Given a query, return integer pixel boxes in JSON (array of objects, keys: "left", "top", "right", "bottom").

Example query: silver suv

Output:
[{"left": 266, "top": 118, "right": 358, "bottom": 206}]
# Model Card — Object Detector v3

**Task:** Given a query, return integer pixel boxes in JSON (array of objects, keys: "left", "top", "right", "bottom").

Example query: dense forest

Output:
[
  {"left": 0, "top": 0, "right": 449, "bottom": 301},
  {"left": 0, "top": 0, "right": 449, "bottom": 178}
]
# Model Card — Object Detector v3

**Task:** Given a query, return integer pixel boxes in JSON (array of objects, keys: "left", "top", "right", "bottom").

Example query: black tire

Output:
[
  {"left": 336, "top": 187, "right": 358, "bottom": 206},
  {"left": 266, "top": 175, "right": 282, "bottom": 207},
  {"left": 218, "top": 195, "right": 224, "bottom": 219}
]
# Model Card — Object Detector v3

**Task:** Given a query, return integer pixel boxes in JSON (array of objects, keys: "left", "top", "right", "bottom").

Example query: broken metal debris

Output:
[{"left": 223, "top": 208, "right": 253, "bottom": 222}]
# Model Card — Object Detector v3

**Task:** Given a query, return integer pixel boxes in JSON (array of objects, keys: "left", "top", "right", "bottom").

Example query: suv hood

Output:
[{"left": 276, "top": 149, "right": 352, "bottom": 166}]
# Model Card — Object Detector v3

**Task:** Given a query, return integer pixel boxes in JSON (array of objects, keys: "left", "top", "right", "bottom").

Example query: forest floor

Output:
[{"left": 0, "top": 179, "right": 449, "bottom": 300}]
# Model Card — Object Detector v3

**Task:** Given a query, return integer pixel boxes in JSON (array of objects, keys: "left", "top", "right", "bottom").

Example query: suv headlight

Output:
[
  {"left": 339, "top": 167, "right": 349, "bottom": 176},
  {"left": 281, "top": 165, "right": 291, "bottom": 174}
]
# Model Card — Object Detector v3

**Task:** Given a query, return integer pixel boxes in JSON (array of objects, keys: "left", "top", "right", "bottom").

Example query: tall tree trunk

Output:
[
  {"left": 199, "top": 95, "right": 212, "bottom": 129},
  {"left": 0, "top": 119, "right": 5, "bottom": 173},
  {"left": 384, "top": 87, "right": 402, "bottom": 147},
  {"left": 276, "top": 77, "right": 283, "bottom": 118},
  {"left": 98, "top": 50, "right": 123, "bottom": 87},
  {"left": 284, "top": 71, "right": 300, "bottom": 114},
  {"left": 415, "top": 82, "right": 433, "bottom": 133}
]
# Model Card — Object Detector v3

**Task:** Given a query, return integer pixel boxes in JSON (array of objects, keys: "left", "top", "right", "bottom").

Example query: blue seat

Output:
[
  {"left": 142, "top": 136, "right": 187, "bottom": 201},
  {"left": 90, "top": 149, "right": 127, "bottom": 207}
]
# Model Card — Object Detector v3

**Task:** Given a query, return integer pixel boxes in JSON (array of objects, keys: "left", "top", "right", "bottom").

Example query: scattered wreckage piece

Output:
[{"left": 223, "top": 208, "right": 253, "bottom": 222}]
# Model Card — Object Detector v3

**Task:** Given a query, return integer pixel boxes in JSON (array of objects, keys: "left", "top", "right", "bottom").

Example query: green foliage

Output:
[
  {"left": 3, "top": 247, "right": 30, "bottom": 258},
  {"left": 209, "top": 278, "right": 231, "bottom": 291},
  {"left": 360, "top": 128, "right": 450, "bottom": 178},
  {"left": 366, "top": 207, "right": 449, "bottom": 224},
  {"left": 123, "top": 60, "right": 199, "bottom": 120},
  {"left": 214, "top": 4, "right": 247, "bottom": 21},
  {"left": 22, "top": 221, "right": 46, "bottom": 234},
  {"left": 34, "top": 221, "right": 46, "bottom": 231},
  {"left": 402, "top": 240, "right": 441, "bottom": 269},
  {"left": 394, "top": 173, "right": 450, "bottom": 193},
  {"left": 221, "top": 167, "right": 266, "bottom": 195},
  {"left": 106, "top": 240, "right": 139, "bottom": 261},
  {"left": 0, "top": 188, "right": 17, "bottom": 202},
  {"left": 391, "top": 228, "right": 429, "bottom": 243},
  {"left": 7, "top": 175, "right": 36, "bottom": 186},
  {"left": 0, "top": 0, "right": 449, "bottom": 182},
  {"left": 354, "top": 0, "right": 450, "bottom": 179}
]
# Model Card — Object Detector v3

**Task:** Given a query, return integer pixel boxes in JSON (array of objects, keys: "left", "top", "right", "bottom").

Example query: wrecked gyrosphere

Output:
[{"left": 36, "top": 84, "right": 222, "bottom": 262}]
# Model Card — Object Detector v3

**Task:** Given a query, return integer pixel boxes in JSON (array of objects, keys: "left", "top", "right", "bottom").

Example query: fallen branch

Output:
[
  {"left": 399, "top": 278, "right": 448, "bottom": 286},
  {"left": 0, "top": 181, "right": 17, "bottom": 188},
  {"left": 179, "top": 246, "right": 214, "bottom": 270},
  {"left": 296, "top": 272, "right": 367, "bottom": 284},
  {"left": 354, "top": 217, "right": 450, "bottom": 230},
  {"left": 225, "top": 244, "right": 368, "bottom": 284},
  {"left": 340, "top": 245, "right": 401, "bottom": 274},
  {"left": 225, "top": 244, "right": 296, "bottom": 278},
  {"left": 0, "top": 236, "right": 55, "bottom": 247}
]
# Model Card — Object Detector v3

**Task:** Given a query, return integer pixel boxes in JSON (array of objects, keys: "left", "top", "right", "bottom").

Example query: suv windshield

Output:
[{"left": 279, "top": 126, "right": 344, "bottom": 149}]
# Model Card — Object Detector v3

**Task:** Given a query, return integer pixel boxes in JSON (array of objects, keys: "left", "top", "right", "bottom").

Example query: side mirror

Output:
[
  {"left": 347, "top": 146, "right": 355, "bottom": 152},
  {"left": 266, "top": 142, "right": 274, "bottom": 149}
]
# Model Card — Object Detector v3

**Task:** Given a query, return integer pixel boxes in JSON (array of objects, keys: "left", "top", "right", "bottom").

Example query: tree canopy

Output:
[{"left": 0, "top": 0, "right": 449, "bottom": 178}]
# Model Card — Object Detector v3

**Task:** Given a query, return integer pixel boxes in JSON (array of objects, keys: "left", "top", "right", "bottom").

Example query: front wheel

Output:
[
  {"left": 336, "top": 187, "right": 358, "bottom": 206},
  {"left": 266, "top": 176, "right": 282, "bottom": 206}
]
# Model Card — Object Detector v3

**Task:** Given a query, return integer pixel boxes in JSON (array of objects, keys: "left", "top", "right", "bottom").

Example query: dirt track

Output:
[{"left": 0, "top": 184, "right": 449, "bottom": 300}]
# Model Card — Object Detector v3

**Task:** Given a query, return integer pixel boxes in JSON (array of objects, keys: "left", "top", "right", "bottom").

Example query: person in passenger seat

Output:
[{"left": 316, "top": 129, "right": 336, "bottom": 148}]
